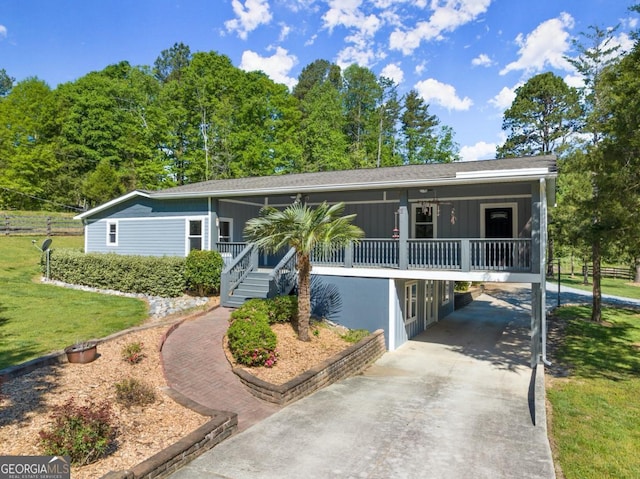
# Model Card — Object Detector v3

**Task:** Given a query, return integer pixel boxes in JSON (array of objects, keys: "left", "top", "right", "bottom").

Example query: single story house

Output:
[{"left": 75, "top": 155, "right": 557, "bottom": 365}]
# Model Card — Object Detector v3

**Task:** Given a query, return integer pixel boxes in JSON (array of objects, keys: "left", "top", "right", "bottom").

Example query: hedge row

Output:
[{"left": 43, "top": 249, "right": 186, "bottom": 297}]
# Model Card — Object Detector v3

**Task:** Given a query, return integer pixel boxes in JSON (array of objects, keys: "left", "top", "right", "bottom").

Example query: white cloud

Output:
[
  {"left": 225, "top": 0, "right": 273, "bottom": 40},
  {"left": 414, "top": 78, "right": 473, "bottom": 111},
  {"left": 460, "top": 141, "right": 496, "bottom": 161},
  {"left": 471, "top": 53, "right": 492, "bottom": 67},
  {"left": 564, "top": 73, "right": 583, "bottom": 89},
  {"left": 0, "top": 25, "right": 7, "bottom": 39},
  {"left": 322, "top": 0, "right": 381, "bottom": 36},
  {"left": 323, "top": 0, "right": 382, "bottom": 67},
  {"left": 380, "top": 62, "right": 404, "bottom": 84},
  {"left": 239, "top": 47, "right": 298, "bottom": 89},
  {"left": 489, "top": 84, "right": 519, "bottom": 110},
  {"left": 335, "top": 44, "right": 377, "bottom": 68},
  {"left": 389, "top": 0, "right": 492, "bottom": 55},
  {"left": 278, "top": 23, "right": 291, "bottom": 42},
  {"left": 414, "top": 62, "right": 426, "bottom": 75},
  {"left": 500, "top": 12, "right": 574, "bottom": 76},
  {"left": 611, "top": 32, "right": 634, "bottom": 56}
]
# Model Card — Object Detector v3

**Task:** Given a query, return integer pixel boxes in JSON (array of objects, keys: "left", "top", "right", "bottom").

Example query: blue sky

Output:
[{"left": 1, "top": 0, "right": 637, "bottom": 161}]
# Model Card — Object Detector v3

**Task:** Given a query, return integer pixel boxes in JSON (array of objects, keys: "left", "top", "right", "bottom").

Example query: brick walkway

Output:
[{"left": 161, "top": 307, "right": 281, "bottom": 432}]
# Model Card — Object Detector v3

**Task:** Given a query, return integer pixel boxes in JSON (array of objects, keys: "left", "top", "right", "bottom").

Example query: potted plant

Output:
[{"left": 64, "top": 340, "right": 98, "bottom": 364}]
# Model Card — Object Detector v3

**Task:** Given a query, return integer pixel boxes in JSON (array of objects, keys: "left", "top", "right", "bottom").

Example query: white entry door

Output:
[{"left": 424, "top": 280, "right": 437, "bottom": 328}]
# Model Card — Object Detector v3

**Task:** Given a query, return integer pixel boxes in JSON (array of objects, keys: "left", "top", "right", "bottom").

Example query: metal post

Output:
[{"left": 557, "top": 257, "right": 561, "bottom": 308}]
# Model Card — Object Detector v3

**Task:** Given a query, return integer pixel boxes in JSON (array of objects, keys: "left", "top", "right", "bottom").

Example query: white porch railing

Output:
[
  {"left": 312, "top": 238, "right": 532, "bottom": 272},
  {"left": 217, "top": 238, "right": 533, "bottom": 282}
]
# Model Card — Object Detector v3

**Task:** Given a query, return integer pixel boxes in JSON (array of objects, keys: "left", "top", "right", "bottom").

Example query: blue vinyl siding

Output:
[
  {"left": 311, "top": 275, "right": 390, "bottom": 347},
  {"left": 86, "top": 217, "right": 209, "bottom": 256},
  {"left": 91, "top": 197, "right": 209, "bottom": 220}
]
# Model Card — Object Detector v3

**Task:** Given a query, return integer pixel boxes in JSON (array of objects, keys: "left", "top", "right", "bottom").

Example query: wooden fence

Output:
[
  {"left": 587, "top": 266, "right": 635, "bottom": 281},
  {"left": 1, "top": 215, "right": 83, "bottom": 236}
]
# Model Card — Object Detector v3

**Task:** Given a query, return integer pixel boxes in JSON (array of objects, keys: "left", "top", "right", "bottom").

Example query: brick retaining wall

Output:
[
  {"left": 101, "top": 389, "right": 237, "bottom": 479},
  {"left": 233, "top": 329, "right": 386, "bottom": 405}
]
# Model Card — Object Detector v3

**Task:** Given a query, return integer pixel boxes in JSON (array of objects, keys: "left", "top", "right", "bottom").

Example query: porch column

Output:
[
  {"left": 210, "top": 198, "right": 219, "bottom": 251},
  {"left": 531, "top": 283, "right": 542, "bottom": 367},
  {"left": 399, "top": 190, "right": 409, "bottom": 269},
  {"left": 531, "top": 182, "right": 541, "bottom": 274}
]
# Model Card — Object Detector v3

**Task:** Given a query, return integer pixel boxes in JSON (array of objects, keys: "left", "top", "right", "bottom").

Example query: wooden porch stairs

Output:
[{"left": 224, "top": 270, "right": 272, "bottom": 308}]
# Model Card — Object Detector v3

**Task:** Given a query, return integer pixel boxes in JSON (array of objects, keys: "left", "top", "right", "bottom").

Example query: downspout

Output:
[{"left": 540, "top": 178, "right": 551, "bottom": 366}]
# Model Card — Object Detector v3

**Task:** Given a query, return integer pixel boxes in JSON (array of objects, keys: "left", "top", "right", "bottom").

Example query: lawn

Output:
[
  {"left": 0, "top": 236, "right": 148, "bottom": 369},
  {"left": 549, "top": 273, "right": 640, "bottom": 300},
  {"left": 547, "top": 306, "right": 640, "bottom": 479}
]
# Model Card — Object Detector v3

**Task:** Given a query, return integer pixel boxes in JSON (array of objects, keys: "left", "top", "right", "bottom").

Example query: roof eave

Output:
[
  {"left": 74, "top": 190, "right": 152, "bottom": 220},
  {"left": 151, "top": 170, "right": 557, "bottom": 200}
]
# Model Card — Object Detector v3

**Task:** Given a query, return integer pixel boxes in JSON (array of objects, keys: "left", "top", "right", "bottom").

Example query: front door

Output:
[
  {"left": 485, "top": 207, "right": 513, "bottom": 238},
  {"left": 483, "top": 205, "right": 515, "bottom": 267}
]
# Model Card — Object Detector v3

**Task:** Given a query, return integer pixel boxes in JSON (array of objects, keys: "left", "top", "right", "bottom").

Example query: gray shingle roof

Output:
[{"left": 153, "top": 155, "right": 557, "bottom": 198}]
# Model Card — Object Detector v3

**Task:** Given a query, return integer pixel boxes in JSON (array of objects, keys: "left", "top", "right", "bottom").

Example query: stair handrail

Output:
[
  {"left": 220, "top": 243, "right": 259, "bottom": 305},
  {"left": 268, "top": 247, "right": 297, "bottom": 297}
]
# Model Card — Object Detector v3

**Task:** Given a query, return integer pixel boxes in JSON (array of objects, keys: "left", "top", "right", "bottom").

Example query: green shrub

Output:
[
  {"left": 227, "top": 316, "right": 278, "bottom": 367},
  {"left": 230, "top": 296, "right": 298, "bottom": 325},
  {"left": 39, "top": 398, "right": 117, "bottom": 465},
  {"left": 184, "top": 250, "right": 224, "bottom": 296},
  {"left": 454, "top": 281, "right": 472, "bottom": 292},
  {"left": 269, "top": 295, "right": 298, "bottom": 323},
  {"left": 114, "top": 378, "right": 157, "bottom": 408},
  {"left": 45, "top": 248, "right": 185, "bottom": 297},
  {"left": 121, "top": 341, "right": 145, "bottom": 364},
  {"left": 341, "top": 329, "right": 370, "bottom": 343}
]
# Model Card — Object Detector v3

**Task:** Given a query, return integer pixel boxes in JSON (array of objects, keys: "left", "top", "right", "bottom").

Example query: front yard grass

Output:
[
  {"left": 547, "top": 306, "right": 640, "bottom": 479},
  {"left": 0, "top": 236, "right": 147, "bottom": 370},
  {"left": 550, "top": 273, "right": 640, "bottom": 300}
]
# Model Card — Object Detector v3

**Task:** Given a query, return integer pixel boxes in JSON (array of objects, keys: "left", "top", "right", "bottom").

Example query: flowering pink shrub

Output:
[{"left": 227, "top": 316, "right": 278, "bottom": 367}]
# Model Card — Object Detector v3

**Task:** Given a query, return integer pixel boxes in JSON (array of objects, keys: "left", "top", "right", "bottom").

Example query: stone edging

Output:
[{"left": 233, "top": 329, "right": 386, "bottom": 405}]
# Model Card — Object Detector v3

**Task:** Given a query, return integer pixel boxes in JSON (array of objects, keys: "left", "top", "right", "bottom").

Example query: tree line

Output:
[
  {"left": 497, "top": 19, "right": 640, "bottom": 320},
  {"left": 0, "top": 43, "right": 458, "bottom": 211}
]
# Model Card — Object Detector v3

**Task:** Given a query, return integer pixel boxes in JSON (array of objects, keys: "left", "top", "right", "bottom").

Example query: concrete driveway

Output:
[{"left": 171, "top": 291, "right": 555, "bottom": 479}]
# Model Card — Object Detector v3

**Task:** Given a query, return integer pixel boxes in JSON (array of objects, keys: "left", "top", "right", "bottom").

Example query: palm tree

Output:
[{"left": 244, "top": 201, "right": 364, "bottom": 341}]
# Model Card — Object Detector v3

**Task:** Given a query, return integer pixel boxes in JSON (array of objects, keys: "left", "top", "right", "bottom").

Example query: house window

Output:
[
  {"left": 106, "top": 221, "right": 118, "bottom": 246},
  {"left": 404, "top": 281, "right": 418, "bottom": 324},
  {"left": 441, "top": 280, "right": 451, "bottom": 305},
  {"left": 412, "top": 204, "right": 435, "bottom": 238},
  {"left": 218, "top": 218, "right": 232, "bottom": 243},
  {"left": 188, "top": 219, "right": 203, "bottom": 251}
]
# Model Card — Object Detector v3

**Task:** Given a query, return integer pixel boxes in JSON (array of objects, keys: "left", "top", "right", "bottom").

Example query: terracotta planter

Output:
[{"left": 64, "top": 341, "right": 98, "bottom": 364}]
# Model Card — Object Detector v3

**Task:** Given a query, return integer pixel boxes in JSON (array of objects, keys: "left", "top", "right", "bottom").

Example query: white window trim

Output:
[
  {"left": 185, "top": 217, "right": 207, "bottom": 255},
  {"left": 411, "top": 203, "right": 437, "bottom": 239},
  {"left": 441, "top": 280, "right": 451, "bottom": 306},
  {"left": 106, "top": 220, "right": 118, "bottom": 246},
  {"left": 404, "top": 281, "right": 418, "bottom": 325},
  {"left": 217, "top": 217, "right": 233, "bottom": 243},
  {"left": 479, "top": 202, "right": 518, "bottom": 238}
]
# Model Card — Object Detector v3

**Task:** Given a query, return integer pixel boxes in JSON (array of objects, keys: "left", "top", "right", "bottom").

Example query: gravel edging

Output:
[{"left": 40, "top": 278, "right": 210, "bottom": 319}]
